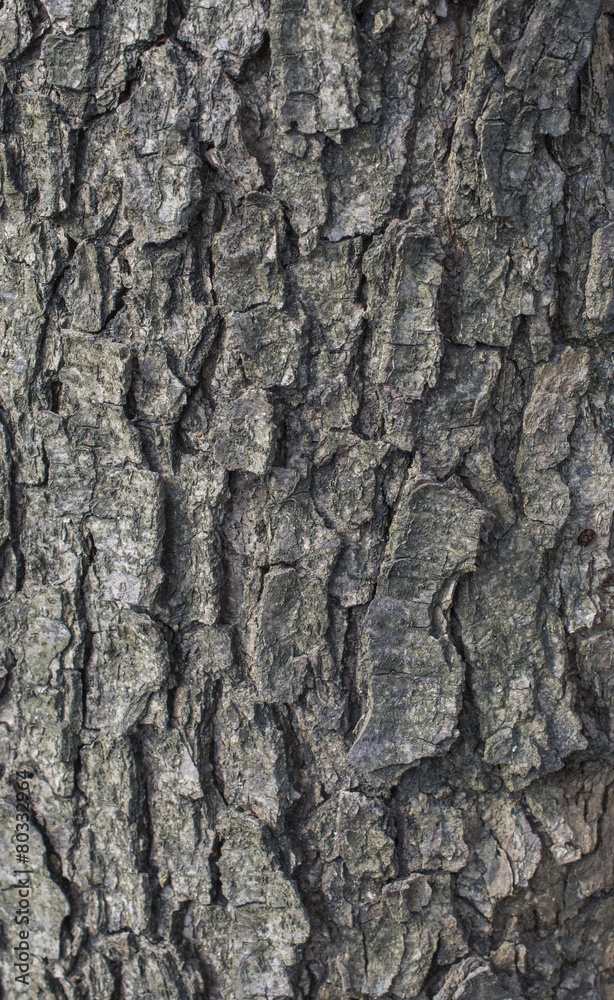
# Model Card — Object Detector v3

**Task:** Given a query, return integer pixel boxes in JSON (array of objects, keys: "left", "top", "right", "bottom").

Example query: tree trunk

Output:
[{"left": 1, "top": 0, "right": 614, "bottom": 997}]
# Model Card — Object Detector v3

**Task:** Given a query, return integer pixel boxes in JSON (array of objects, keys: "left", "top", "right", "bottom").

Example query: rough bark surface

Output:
[{"left": 1, "top": 0, "right": 614, "bottom": 997}]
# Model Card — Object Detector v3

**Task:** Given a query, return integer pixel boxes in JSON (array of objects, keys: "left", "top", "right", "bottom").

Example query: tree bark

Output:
[{"left": 1, "top": 0, "right": 614, "bottom": 997}]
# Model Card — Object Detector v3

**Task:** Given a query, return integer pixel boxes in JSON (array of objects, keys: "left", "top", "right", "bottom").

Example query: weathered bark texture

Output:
[{"left": 1, "top": 0, "right": 614, "bottom": 997}]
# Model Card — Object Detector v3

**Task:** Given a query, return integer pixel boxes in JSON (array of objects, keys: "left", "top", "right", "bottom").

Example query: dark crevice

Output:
[
  {"left": 208, "top": 679, "right": 228, "bottom": 805},
  {"left": 116, "top": 70, "right": 140, "bottom": 108},
  {"left": 208, "top": 832, "right": 226, "bottom": 906},
  {"left": 28, "top": 239, "right": 79, "bottom": 413},
  {"left": 218, "top": 471, "right": 246, "bottom": 626},
  {"left": 0, "top": 408, "right": 25, "bottom": 593},
  {"left": 448, "top": 597, "right": 483, "bottom": 752},
  {"left": 198, "top": 320, "right": 224, "bottom": 412},
  {"left": 0, "top": 646, "right": 15, "bottom": 705},
  {"left": 282, "top": 709, "right": 337, "bottom": 998},
  {"left": 27, "top": 801, "right": 82, "bottom": 955},
  {"left": 340, "top": 605, "right": 364, "bottom": 735},
  {"left": 129, "top": 728, "right": 165, "bottom": 940},
  {"left": 123, "top": 353, "right": 162, "bottom": 473},
  {"left": 164, "top": 0, "right": 188, "bottom": 39},
  {"left": 107, "top": 956, "right": 123, "bottom": 1000}
]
